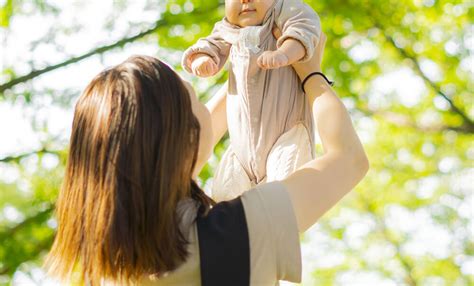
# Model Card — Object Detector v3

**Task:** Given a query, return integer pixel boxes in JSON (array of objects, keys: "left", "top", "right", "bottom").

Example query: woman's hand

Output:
[{"left": 272, "top": 27, "right": 326, "bottom": 81}]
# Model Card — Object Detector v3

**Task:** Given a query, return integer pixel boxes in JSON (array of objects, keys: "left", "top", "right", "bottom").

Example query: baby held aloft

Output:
[{"left": 182, "top": 0, "right": 322, "bottom": 201}]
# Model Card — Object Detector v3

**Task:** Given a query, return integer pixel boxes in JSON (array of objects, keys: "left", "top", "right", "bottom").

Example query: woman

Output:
[{"left": 45, "top": 32, "right": 369, "bottom": 285}]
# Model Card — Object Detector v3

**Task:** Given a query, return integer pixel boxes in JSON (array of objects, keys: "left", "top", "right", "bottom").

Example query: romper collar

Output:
[{"left": 218, "top": 0, "right": 282, "bottom": 46}]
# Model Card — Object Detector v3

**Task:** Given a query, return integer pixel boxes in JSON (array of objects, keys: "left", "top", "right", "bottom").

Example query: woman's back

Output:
[{"left": 135, "top": 182, "right": 301, "bottom": 286}]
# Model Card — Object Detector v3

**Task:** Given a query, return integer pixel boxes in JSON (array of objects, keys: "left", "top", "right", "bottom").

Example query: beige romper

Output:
[{"left": 183, "top": 0, "right": 321, "bottom": 201}]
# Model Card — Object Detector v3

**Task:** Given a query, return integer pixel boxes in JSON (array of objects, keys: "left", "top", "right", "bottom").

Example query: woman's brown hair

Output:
[{"left": 45, "top": 56, "right": 212, "bottom": 284}]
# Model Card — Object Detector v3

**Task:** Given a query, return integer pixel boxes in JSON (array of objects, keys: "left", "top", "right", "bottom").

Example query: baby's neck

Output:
[{"left": 233, "top": 21, "right": 264, "bottom": 29}]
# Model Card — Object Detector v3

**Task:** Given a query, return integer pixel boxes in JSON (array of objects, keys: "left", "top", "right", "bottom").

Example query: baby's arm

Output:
[
  {"left": 257, "top": 0, "right": 321, "bottom": 70},
  {"left": 257, "top": 39, "right": 305, "bottom": 69},
  {"left": 182, "top": 21, "right": 231, "bottom": 78}
]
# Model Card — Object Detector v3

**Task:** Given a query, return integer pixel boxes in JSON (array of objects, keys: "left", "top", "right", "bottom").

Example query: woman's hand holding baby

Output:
[
  {"left": 271, "top": 26, "right": 325, "bottom": 81},
  {"left": 190, "top": 54, "right": 219, "bottom": 77}
]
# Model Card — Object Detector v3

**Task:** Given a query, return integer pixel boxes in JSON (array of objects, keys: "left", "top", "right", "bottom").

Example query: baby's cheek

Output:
[
  {"left": 224, "top": 1, "right": 240, "bottom": 25},
  {"left": 256, "top": 0, "right": 275, "bottom": 17}
]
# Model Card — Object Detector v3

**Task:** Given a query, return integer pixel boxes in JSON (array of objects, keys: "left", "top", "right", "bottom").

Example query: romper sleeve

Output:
[
  {"left": 275, "top": 0, "right": 321, "bottom": 62},
  {"left": 240, "top": 182, "right": 302, "bottom": 283},
  {"left": 182, "top": 20, "right": 232, "bottom": 74}
]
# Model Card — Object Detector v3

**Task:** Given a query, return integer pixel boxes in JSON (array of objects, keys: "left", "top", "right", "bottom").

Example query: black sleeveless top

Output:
[{"left": 196, "top": 197, "right": 250, "bottom": 286}]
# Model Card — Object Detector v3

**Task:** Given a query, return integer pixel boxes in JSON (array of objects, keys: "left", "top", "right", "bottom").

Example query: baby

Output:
[{"left": 183, "top": 0, "right": 321, "bottom": 201}]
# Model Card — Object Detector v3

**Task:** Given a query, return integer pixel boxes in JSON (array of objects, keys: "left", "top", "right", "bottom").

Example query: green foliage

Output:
[
  {"left": 0, "top": 0, "right": 13, "bottom": 27},
  {"left": 0, "top": 0, "right": 472, "bottom": 285}
]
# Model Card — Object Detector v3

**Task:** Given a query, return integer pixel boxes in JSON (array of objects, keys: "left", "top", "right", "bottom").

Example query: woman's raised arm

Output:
[
  {"left": 205, "top": 82, "right": 228, "bottom": 149},
  {"left": 182, "top": 79, "right": 227, "bottom": 178},
  {"left": 281, "top": 33, "right": 369, "bottom": 232}
]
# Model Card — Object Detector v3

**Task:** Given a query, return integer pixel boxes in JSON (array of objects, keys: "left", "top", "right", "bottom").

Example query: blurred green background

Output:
[{"left": 0, "top": 0, "right": 472, "bottom": 285}]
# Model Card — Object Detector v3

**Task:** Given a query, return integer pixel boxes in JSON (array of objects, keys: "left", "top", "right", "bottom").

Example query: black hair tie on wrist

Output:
[{"left": 301, "top": 72, "right": 334, "bottom": 93}]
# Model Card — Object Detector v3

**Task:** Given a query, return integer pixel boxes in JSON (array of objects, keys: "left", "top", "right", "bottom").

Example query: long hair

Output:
[{"left": 45, "top": 55, "right": 213, "bottom": 284}]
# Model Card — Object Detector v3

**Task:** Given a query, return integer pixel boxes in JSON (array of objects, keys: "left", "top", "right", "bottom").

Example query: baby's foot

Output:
[
  {"left": 257, "top": 50, "right": 289, "bottom": 70},
  {"left": 191, "top": 54, "right": 218, "bottom": 77}
]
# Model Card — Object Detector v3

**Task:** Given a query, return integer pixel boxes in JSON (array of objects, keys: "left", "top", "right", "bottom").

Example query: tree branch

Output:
[
  {"left": 377, "top": 110, "right": 474, "bottom": 134},
  {"left": 381, "top": 31, "right": 474, "bottom": 131},
  {"left": 0, "top": 205, "right": 54, "bottom": 241},
  {"left": 0, "top": 19, "right": 167, "bottom": 94},
  {"left": 0, "top": 4, "right": 223, "bottom": 96},
  {"left": 0, "top": 231, "right": 55, "bottom": 276},
  {"left": 0, "top": 149, "right": 61, "bottom": 163},
  {"left": 358, "top": 196, "right": 418, "bottom": 286},
  {"left": 0, "top": 266, "right": 9, "bottom": 276},
  {"left": 0, "top": 206, "right": 55, "bottom": 276},
  {"left": 361, "top": 6, "right": 473, "bottom": 130},
  {"left": 358, "top": 106, "right": 474, "bottom": 134}
]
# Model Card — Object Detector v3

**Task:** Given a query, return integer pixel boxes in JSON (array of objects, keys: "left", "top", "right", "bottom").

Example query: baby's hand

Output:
[
  {"left": 191, "top": 54, "right": 218, "bottom": 77},
  {"left": 257, "top": 50, "right": 289, "bottom": 70}
]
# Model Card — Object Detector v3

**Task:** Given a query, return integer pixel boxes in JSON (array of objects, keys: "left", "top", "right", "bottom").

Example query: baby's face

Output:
[{"left": 225, "top": 0, "right": 274, "bottom": 27}]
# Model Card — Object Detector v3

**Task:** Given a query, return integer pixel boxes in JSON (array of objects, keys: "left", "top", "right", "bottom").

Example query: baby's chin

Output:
[{"left": 237, "top": 15, "right": 264, "bottom": 27}]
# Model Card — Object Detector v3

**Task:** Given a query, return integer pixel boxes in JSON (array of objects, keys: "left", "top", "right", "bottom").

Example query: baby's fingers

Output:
[
  {"left": 192, "top": 65, "right": 200, "bottom": 76},
  {"left": 264, "top": 54, "right": 273, "bottom": 69},
  {"left": 257, "top": 54, "right": 265, "bottom": 69},
  {"left": 271, "top": 56, "right": 279, "bottom": 69},
  {"left": 187, "top": 58, "right": 192, "bottom": 70},
  {"left": 267, "top": 56, "right": 281, "bottom": 70},
  {"left": 205, "top": 62, "right": 217, "bottom": 77},
  {"left": 195, "top": 65, "right": 206, "bottom": 77},
  {"left": 203, "top": 63, "right": 211, "bottom": 76},
  {"left": 201, "top": 62, "right": 216, "bottom": 78},
  {"left": 196, "top": 67, "right": 203, "bottom": 77},
  {"left": 210, "top": 61, "right": 218, "bottom": 75}
]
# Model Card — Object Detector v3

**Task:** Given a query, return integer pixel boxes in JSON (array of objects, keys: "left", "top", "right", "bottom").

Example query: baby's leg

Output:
[
  {"left": 266, "top": 123, "right": 314, "bottom": 182},
  {"left": 212, "top": 146, "right": 253, "bottom": 202}
]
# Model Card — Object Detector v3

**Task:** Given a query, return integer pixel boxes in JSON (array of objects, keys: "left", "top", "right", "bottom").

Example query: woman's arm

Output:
[
  {"left": 283, "top": 77, "right": 369, "bottom": 232},
  {"left": 281, "top": 33, "right": 369, "bottom": 232},
  {"left": 184, "top": 78, "right": 228, "bottom": 178},
  {"left": 205, "top": 82, "right": 228, "bottom": 149}
]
